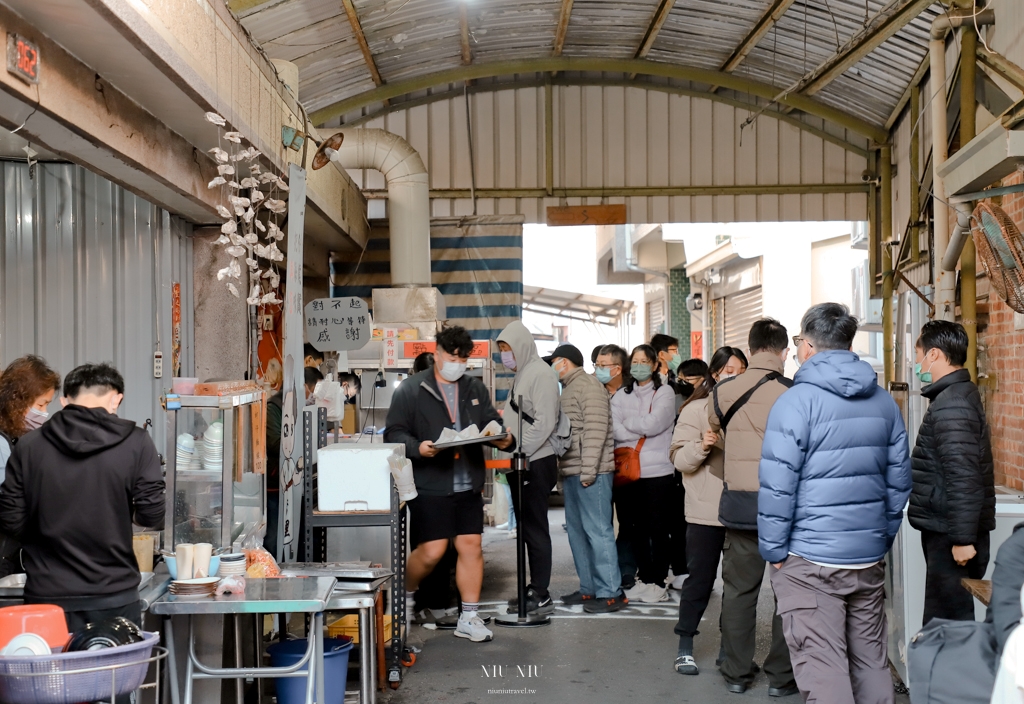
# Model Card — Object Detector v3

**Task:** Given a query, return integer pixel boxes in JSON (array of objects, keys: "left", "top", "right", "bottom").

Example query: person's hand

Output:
[
  {"left": 772, "top": 562, "right": 784, "bottom": 570},
  {"left": 418, "top": 441, "right": 438, "bottom": 458},
  {"left": 491, "top": 434, "right": 513, "bottom": 450},
  {"left": 581, "top": 478, "right": 593, "bottom": 488},
  {"left": 953, "top": 544, "right": 977, "bottom": 566},
  {"left": 701, "top": 430, "right": 719, "bottom": 451}
]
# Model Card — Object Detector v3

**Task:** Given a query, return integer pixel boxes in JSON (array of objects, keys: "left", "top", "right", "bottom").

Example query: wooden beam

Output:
[
  {"left": 628, "top": 0, "right": 676, "bottom": 80},
  {"left": 797, "top": 0, "right": 935, "bottom": 97},
  {"left": 553, "top": 0, "right": 574, "bottom": 57},
  {"left": 341, "top": 0, "right": 384, "bottom": 88},
  {"left": 713, "top": 0, "right": 796, "bottom": 89},
  {"left": 460, "top": 3, "right": 472, "bottom": 65}
]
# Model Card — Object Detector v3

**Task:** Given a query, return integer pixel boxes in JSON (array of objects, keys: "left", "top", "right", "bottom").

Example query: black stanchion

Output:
[{"left": 495, "top": 394, "right": 550, "bottom": 628}]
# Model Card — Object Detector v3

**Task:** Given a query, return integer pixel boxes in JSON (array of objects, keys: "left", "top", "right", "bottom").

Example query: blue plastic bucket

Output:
[{"left": 266, "top": 636, "right": 352, "bottom": 704}]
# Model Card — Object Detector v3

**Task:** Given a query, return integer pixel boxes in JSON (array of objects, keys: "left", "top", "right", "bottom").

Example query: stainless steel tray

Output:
[
  {"left": 433, "top": 433, "right": 508, "bottom": 450},
  {"left": 279, "top": 562, "right": 394, "bottom": 580}
]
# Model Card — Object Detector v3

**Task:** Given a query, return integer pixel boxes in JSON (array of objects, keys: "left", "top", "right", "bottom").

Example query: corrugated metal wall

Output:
[
  {"left": 346, "top": 85, "right": 870, "bottom": 224},
  {"left": 0, "top": 162, "right": 194, "bottom": 455}
]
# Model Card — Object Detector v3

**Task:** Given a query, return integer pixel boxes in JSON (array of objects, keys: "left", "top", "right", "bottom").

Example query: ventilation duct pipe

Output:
[
  {"left": 930, "top": 8, "right": 994, "bottom": 319},
  {"left": 941, "top": 203, "right": 974, "bottom": 271},
  {"left": 326, "top": 129, "right": 431, "bottom": 287}
]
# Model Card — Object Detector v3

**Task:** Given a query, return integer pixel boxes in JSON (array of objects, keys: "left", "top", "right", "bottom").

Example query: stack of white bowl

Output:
[
  {"left": 175, "top": 434, "right": 195, "bottom": 470},
  {"left": 217, "top": 553, "right": 246, "bottom": 577},
  {"left": 202, "top": 422, "right": 223, "bottom": 471}
]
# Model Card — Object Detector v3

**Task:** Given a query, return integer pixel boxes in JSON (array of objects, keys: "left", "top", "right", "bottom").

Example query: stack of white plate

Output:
[
  {"left": 202, "top": 422, "right": 223, "bottom": 471},
  {"left": 217, "top": 553, "right": 246, "bottom": 577},
  {"left": 175, "top": 434, "right": 195, "bottom": 470}
]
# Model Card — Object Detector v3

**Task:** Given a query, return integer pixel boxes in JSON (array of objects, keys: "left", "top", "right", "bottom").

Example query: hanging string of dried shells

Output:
[{"left": 204, "top": 111, "right": 288, "bottom": 306}]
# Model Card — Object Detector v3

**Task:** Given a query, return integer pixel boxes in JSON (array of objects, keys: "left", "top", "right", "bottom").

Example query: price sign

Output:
[
  {"left": 304, "top": 297, "right": 370, "bottom": 352},
  {"left": 7, "top": 34, "right": 39, "bottom": 85}
]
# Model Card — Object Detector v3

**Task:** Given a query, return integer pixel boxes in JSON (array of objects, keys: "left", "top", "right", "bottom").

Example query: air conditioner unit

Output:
[{"left": 851, "top": 261, "right": 882, "bottom": 325}]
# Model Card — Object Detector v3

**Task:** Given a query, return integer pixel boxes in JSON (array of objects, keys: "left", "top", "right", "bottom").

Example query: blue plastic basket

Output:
[{"left": 0, "top": 631, "right": 158, "bottom": 704}]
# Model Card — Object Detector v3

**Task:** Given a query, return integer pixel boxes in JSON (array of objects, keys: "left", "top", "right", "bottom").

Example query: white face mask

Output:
[
  {"left": 718, "top": 373, "right": 737, "bottom": 381},
  {"left": 439, "top": 361, "right": 467, "bottom": 382}
]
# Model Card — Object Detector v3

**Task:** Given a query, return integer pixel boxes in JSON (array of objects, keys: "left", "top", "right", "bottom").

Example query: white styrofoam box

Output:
[{"left": 317, "top": 443, "right": 405, "bottom": 512}]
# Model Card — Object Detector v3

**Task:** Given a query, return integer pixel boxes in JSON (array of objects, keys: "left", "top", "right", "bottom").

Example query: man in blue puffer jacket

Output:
[{"left": 758, "top": 303, "right": 911, "bottom": 704}]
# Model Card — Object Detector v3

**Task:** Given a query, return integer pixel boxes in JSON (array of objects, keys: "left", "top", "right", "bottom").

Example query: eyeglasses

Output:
[
  {"left": 594, "top": 364, "right": 621, "bottom": 370},
  {"left": 792, "top": 335, "right": 813, "bottom": 348}
]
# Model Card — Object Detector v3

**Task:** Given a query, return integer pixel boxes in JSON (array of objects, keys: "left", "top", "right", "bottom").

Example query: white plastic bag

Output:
[
  {"left": 314, "top": 380, "right": 346, "bottom": 422},
  {"left": 387, "top": 455, "right": 417, "bottom": 501}
]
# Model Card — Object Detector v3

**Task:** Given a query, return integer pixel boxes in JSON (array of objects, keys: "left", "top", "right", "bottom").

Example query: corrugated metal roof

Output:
[{"left": 237, "top": 0, "right": 945, "bottom": 131}]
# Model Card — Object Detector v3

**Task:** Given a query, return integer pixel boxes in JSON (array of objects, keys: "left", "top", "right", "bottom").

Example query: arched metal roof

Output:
[{"left": 233, "top": 0, "right": 945, "bottom": 138}]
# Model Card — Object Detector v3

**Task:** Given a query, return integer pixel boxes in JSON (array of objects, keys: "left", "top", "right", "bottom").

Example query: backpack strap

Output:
[
  {"left": 508, "top": 392, "right": 535, "bottom": 425},
  {"left": 716, "top": 372, "right": 792, "bottom": 430}
]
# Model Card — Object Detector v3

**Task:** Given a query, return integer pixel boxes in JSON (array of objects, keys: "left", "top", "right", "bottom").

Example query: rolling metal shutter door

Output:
[
  {"left": 647, "top": 299, "right": 665, "bottom": 339},
  {"left": 724, "top": 287, "right": 763, "bottom": 351}
]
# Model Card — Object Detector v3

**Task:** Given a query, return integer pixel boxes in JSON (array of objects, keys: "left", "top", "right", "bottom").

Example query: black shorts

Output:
[{"left": 409, "top": 491, "right": 484, "bottom": 545}]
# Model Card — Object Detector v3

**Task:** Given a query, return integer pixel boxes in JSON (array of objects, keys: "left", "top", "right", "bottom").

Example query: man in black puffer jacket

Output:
[{"left": 909, "top": 321, "right": 995, "bottom": 625}]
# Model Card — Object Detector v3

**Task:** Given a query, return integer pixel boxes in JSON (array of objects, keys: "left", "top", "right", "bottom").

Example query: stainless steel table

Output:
[
  {"left": 326, "top": 586, "right": 386, "bottom": 704},
  {"left": 280, "top": 564, "right": 392, "bottom": 704},
  {"left": 150, "top": 577, "right": 336, "bottom": 704}
]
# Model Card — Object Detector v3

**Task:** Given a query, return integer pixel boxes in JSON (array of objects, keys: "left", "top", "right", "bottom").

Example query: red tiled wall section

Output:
[{"left": 980, "top": 170, "right": 1024, "bottom": 489}]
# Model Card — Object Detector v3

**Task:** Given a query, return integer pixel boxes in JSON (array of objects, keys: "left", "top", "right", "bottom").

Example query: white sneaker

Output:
[
  {"left": 637, "top": 583, "right": 669, "bottom": 603},
  {"left": 624, "top": 581, "right": 649, "bottom": 601},
  {"left": 454, "top": 614, "right": 493, "bottom": 642},
  {"left": 669, "top": 574, "right": 688, "bottom": 590}
]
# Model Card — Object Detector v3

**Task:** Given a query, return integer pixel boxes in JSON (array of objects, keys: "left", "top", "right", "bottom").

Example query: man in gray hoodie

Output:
[{"left": 497, "top": 321, "right": 562, "bottom": 615}]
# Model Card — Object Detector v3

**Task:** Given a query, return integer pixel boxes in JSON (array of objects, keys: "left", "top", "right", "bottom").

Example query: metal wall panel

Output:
[
  {"left": 348, "top": 85, "right": 869, "bottom": 224},
  {"left": 0, "top": 162, "right": 194, "bottom": 455}
]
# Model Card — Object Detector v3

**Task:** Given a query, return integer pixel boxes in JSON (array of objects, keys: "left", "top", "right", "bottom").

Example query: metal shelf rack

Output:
[{"left": 302, "top": 407, "right": 408, "bottom": 690}]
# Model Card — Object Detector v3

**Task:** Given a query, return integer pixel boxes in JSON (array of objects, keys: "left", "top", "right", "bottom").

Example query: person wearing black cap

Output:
[{"left": 547, "top": 344, "right": 626, "bottom": 612}]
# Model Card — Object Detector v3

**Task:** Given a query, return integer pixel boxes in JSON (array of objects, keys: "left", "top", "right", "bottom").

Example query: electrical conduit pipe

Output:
[
  {"left": 929, "top": 7, "right": 994, "bottom": 320},
  {"left": 327, "top": 129, "right": 431, "bottom": 287},
  {"left": 941, "top": 203, "right": 974, "bottom": 271}
]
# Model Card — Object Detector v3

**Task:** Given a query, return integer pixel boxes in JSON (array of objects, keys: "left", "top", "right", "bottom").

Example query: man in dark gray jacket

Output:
[
  {"left": 909, "top": 320, "right": 995, "bottom": 625},
  {"left": 546, "top": 344, "right": 624, "bottom": 613}
]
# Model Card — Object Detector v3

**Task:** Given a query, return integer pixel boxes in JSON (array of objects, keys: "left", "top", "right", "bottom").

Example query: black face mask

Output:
[{"left": 675, "top": 380, "right": 695, "bottom": 398}]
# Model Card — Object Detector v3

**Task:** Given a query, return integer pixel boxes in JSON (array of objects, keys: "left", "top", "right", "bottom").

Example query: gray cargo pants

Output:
[{"left": 770, "top": 555, "right": 893, "bottom": 704}]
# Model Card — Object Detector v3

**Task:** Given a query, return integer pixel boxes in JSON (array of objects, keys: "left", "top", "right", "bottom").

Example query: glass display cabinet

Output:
[{"left": 163, "top": 390, "right": 267, "bottom": 551}]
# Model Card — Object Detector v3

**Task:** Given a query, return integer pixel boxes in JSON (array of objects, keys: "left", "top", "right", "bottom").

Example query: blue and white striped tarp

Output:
[{"left": 330, "top": 216, "right": 524, "bottom": 402}]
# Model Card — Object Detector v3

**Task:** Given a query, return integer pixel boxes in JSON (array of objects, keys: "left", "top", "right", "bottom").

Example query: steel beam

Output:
[
  {"left": 553, "top": 0, "right": 574, "bottom": 56},
  {"left": 979, "top": 47, "right": 1024, "bottom": 95},
  {"left": 308, "top": 58, "right": 889, "bottom": 143},
  {"left": 360, "top": 183, "right": 869, "bottom": 199},
  {"left": 881, "top": 145, "right": 894, "bottom": 386},
  {"left": 344, "top": 76, "right": 869, "bottom": 157},
  {"left": 885, "top": 51, "right": 930, "bottom": 131},
  {"left": 628, "top": 0, "right": 676, "bottom": 79},
  {"left": 961, "top": 26, "right": 978, "bottom": 382}
]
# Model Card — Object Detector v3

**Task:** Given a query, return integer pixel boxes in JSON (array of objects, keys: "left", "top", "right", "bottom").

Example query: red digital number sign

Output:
[{"left": 7, "top": 34, "right": 39, "bottom": 85}]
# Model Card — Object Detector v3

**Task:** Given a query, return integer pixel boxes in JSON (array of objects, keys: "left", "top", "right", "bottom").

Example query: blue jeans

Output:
[
  {"left": 563, "top": 472, "right": 621, "bottom": 599},
  {"left": 500, "top": 482, "right": 516, "bottom": 530}
]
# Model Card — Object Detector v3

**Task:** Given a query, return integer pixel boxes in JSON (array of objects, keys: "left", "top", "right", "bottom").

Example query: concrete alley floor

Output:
[{"left": 390, "top": 508, "right": 911, "bottom": 704}]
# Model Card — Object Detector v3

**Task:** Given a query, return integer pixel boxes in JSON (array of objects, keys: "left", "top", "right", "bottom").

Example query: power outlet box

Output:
[{"left": 153, "top": 351, "right": 163, "bottom": 379}]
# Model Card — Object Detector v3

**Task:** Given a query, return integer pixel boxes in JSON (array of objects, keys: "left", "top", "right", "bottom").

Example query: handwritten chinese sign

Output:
[
  {"left": 383, "top": 327, "right": 399, "bottom": 368},
  {"left": 304, "top": 297, "right": 370, "bottom": 352}
]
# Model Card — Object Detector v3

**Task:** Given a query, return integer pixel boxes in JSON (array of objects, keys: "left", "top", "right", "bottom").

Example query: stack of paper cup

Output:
[
  {"left": 175, "top": 543, "right": 194, "bottom": 581},
  {"left": 193, "top": 543, "right": 213, "bottom": 578},
  {"left": 202, "top": 422, "right": 223, "bottom": 471}
]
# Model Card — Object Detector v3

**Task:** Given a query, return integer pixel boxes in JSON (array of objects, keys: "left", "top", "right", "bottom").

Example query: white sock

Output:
[{"left": 461, "top": 601, "right": 479, "bottom": 618}]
